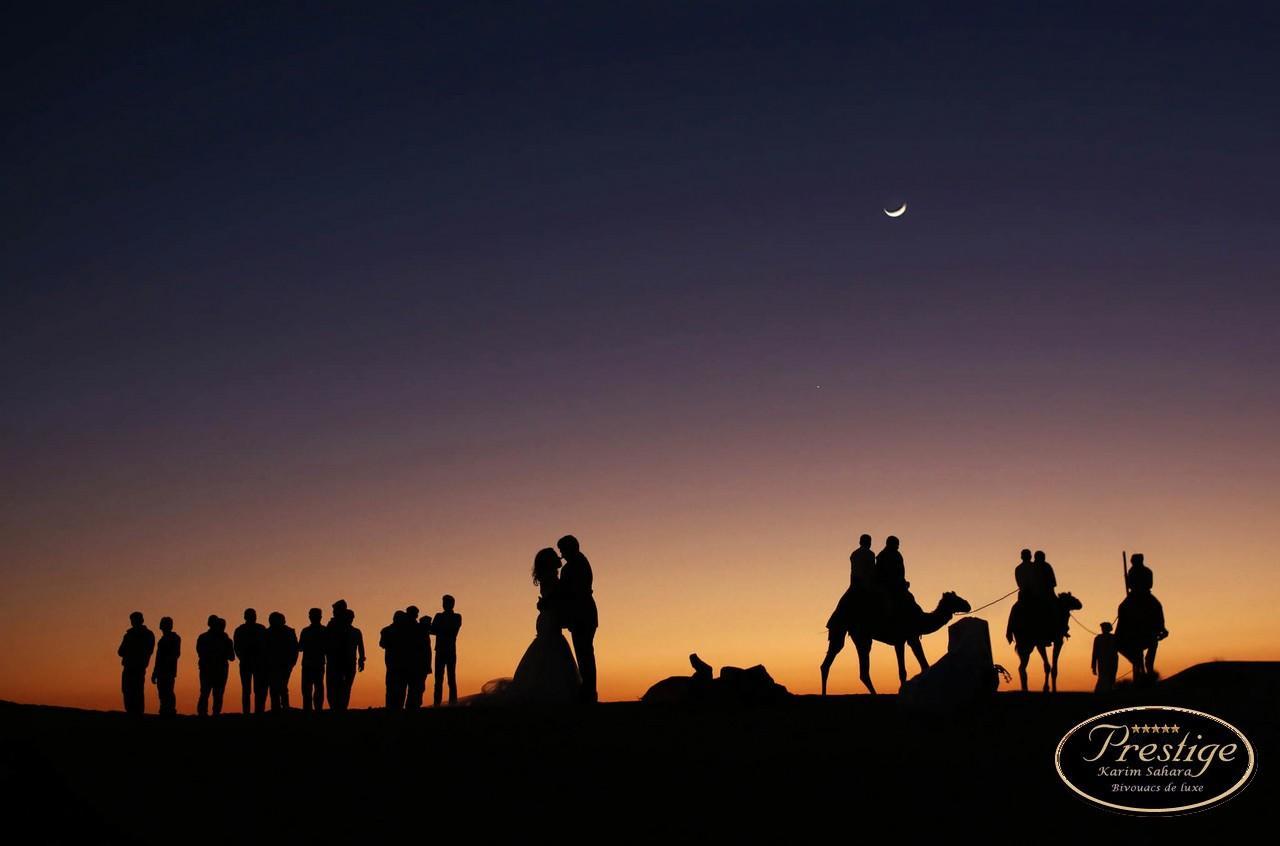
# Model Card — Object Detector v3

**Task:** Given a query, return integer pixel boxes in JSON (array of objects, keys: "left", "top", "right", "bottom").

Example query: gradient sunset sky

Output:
[{"left": 3, "top": 2, "right": 1278, "bottom": 710}]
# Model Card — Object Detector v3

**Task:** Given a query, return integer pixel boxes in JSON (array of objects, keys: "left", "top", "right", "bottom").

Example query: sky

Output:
[{"left": 2, "top": 1, "right": 1278, "bottom": 710}]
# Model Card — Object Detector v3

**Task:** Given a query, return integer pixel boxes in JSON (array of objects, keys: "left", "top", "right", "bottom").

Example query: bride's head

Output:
[{"left": 532, "top": 547, "right": 562, "bottom": 585}]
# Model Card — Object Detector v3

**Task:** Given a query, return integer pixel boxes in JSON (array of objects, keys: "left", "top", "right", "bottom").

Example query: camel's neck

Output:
[{"left": 919, "top": 604, "right": 954, "bottom": 635}]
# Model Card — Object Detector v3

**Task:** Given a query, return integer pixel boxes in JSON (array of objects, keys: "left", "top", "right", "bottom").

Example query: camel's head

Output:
[
  {"left": 940, "top": 591, "right": 971, "bottom": 614},
  {"left": 1059, "top": 591, "right": 1083, "bottom": 612}
]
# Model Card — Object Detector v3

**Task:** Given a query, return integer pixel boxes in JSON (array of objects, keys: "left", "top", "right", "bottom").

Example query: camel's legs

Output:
[
  {"left": 894, "top": 641, "right": 908, "bottom": 685},
  {"left": 855, "top": 636, "right": 876, "bottom": 694},
  {"left": 820, "top": 630, "right": 845, "bottom": 696},
  {"left": 1036, "top": 644, "right": 1051, "bottom": 692},
  {"left": 908, "top": 637, "right": 929, "bottom": 674},
  {"left": 1050, "top": 641, "right": 1063, "bottom": 692},
  {"left": 1145, "top": 643, "right": 1158, "bottom": 678},
  {"left": 1017, "top": 647, "right": 1030, "bottom": 691}
]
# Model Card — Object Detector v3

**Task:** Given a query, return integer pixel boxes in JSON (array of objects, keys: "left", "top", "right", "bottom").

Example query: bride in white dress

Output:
[{"left": 479, "top": 547, "right": 581, "bottom": 703}]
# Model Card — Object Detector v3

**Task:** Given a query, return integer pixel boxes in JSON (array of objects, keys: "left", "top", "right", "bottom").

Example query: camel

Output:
[
  {"left": 1115, "top": 590, "right": 1168, "bottom": 685},
  {"left": 820, "top": 589, "right": 972, "bottom": 695},
  {"left": 1005, "top": 591, "right": 1082, "bottom": 692}
]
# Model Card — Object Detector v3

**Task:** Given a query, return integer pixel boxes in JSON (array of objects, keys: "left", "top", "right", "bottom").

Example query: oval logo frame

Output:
[{"left": 1055, "top": 705, "right": 1256, "bottom": 815}]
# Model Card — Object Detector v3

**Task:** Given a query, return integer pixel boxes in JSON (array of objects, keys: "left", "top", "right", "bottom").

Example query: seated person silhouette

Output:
[
  {"left": 1007, "top": 549, "right": 1057, "bottom": 643},
  {"left": 874, "top": 536, "right": 915, "bottom": 623}
]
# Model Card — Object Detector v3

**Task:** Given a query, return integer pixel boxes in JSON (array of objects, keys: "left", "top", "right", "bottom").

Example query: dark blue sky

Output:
[
  {"left": 4, "top": 2, "right": 1280, "bottom": 706},
  {"left": 4, "top": 1, "right": 1277, "bottom": 479}
]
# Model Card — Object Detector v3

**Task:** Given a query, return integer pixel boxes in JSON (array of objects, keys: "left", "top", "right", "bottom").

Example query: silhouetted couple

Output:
[
  {"left": 500, "top": 534, "right": 598, "bottom": 703},
  {"left": 115, "top": 611, "right": 181, "bottom": 716},
  {"left": 1005, "top": 549, "right": 1082, "bottom": 692},
  {"left": 846, "top": 534, "right": 915, "bottom": 624},
  {"left": 1006, "top": 549, "right": 1060, "bottom": 645},
  {"left": 232, "top": 609, "right": 300, "bottom": 713}
]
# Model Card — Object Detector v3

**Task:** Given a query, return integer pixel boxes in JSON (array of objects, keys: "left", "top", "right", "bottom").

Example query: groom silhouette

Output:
[{"left": 557, "top": 534, "right": 598, "bottom": 703}]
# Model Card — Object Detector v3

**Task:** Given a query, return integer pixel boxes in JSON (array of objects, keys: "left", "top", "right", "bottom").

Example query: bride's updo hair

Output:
[{"left": 532, "top": 547, "right": 561, "bottom": 585}]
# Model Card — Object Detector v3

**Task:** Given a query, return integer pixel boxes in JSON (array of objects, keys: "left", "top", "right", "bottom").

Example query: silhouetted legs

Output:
[
  {"left": 820, "top": 629, "right": 843, "bottom": 695},
  {"left": 240, "top": 664, "right": 266, "bottom": 713},
  {"left": 156, "top": 674, "right": 177, "bottom": 715},
  {"left": 269, "top": 668, "right": 292, "bottom": 711},
  {"left": 405, "top": 672, "right": 426, "bottom": 710},
  {"left": 820, "top": 629, "right": 878, "bottom": 695},
  {"left": 433, "top": 653, "right": 456, "bottom": 706},
  {"left": 122, "top": 667, "right": 147, "bottom": 715},
  {"left": 569, "top": 625, "right": 597, "bottom": 703},
  {"left": 199, "top": 666, "right": 228, "bottom": 716},
  {"left": 301, "top": 665, "right": 324, "bottom": 711},
  {"left": 326, "top": 665, "right": 348, "bottom": 711},
  {"left": 385, "top": 669, "right": 406, "bottom": 711},
  {"left": 853, "top": 636, "right": 876, "bottom": 694}
]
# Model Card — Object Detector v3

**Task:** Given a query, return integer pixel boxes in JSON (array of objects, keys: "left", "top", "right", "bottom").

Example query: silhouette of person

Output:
[
  {"left": 1030, "top": 550, "right": 1057, "bottom": 598},
  {"left": 380, "top": 610, "right": 409, "bottom": 710},
  {"left": 558, "top": 534, "right": 598, "bottom": 703},
  {"left": 1126, "top": 552, "right": 1154, "bottom": 593},
  {"left": 1009, "top": 549, "right": 1059, "bottom": 643},
  {"left": 151, "top": 616, "right": 181, "bottom": 716},
  {"left": 327, "top": 606, "right": 366, "bottom": 710},
  {"left": 1116, "top": 552, "right": 1168, "bottom": 681},
  {"left": 345, "top": 608, "right": 366, "bottom": 706},
  {"left": 403, "top": 606, "right": 431, "bottom": 711},
  {"left": 117, "top": 611, "right": 155, "bottom": 716},
  {"left": 234, "top": 608, "right": 268, "bottom": 714},
  {"left": 298, "top": 608, "right": 327, "bottom": 711},
  {"left": 875, "top": 536, "right": 912, "bottom": 619},
  {"left": 196, "top": 615, "right": 235, "bottom": 716},
  {"left": 1091, "top": 621, "right": 1119, "bottom": 693},
  {"left": 325, "top": 600, "right": 351, "bottom": 710},
  {"left": 430, "top": 595, "right": 462, "bottom": 706},
  {"left": 264, "top": 611, "right": 299, "bottom": 711},
  {"left": 487, "top": 548, "right": 580, "bottom": 703},
  {"left": 850, "top": 534, "right": 875, "bottom": 590}
]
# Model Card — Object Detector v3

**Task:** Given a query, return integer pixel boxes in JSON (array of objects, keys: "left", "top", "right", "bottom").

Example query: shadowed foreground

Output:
[{"left": 1, "top": 663, "right": 1273, "bottom": 843}]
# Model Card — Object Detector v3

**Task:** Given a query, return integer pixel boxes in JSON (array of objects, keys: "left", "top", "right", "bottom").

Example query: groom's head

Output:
[{"left": 556, "top": 534, "right": 580, "bottom": 557}]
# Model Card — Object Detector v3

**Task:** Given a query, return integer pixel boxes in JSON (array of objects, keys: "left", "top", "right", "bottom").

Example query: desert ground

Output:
[{"left": 1, "top": 662, "right": 1272, "bottom": 844}]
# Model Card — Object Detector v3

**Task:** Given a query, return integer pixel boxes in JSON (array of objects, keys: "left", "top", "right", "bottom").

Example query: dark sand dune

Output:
[{"left": 0, "top": 663, "right": 1272, "bottom": 843}]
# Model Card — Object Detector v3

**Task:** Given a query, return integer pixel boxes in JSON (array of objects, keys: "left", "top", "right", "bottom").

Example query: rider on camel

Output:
[
  {"left": 1007, "top": 549, "right": 1060, "bottom": 643},
  {"left": 875, "top": 536, "right": 915, "bottom": 621}
]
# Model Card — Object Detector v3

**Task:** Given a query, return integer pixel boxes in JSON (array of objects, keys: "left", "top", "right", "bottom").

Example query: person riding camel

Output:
[
  {"left": 875, "top": 536, "right": 914, "bottom": 621},
  {"left": 1116, "top": 552, "right": 1169, "bottom": 681},
  {"left": 1007, "top": 549, "right": 1059, "bottom": 643}
]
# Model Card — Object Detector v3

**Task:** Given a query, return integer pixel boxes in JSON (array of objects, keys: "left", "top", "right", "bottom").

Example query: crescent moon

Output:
[{"left": 884, "top": 203, "right": 907, "bottom": 218}]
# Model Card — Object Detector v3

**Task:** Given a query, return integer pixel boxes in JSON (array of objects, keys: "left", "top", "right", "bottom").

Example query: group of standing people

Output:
[
  {"left": 115, "top": 596, "right": 462, "bottom": 716},
  {"left": 377, "top": 596, "right": 463, "bottom": 710}
]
